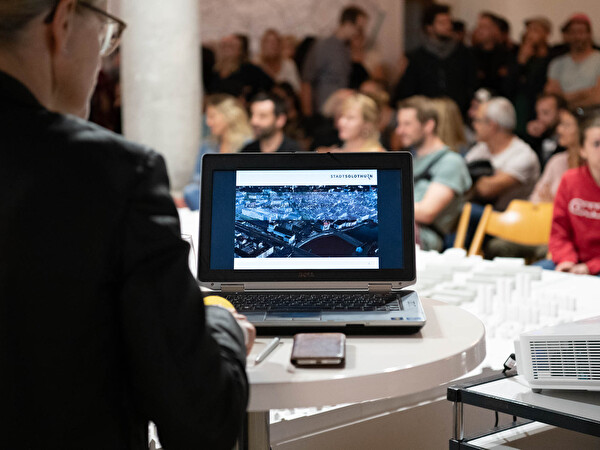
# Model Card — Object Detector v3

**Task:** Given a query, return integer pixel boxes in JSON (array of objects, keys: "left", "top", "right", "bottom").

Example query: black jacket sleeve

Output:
[{"left": 118, "top": 151, "right": 248, "bottom": 449}]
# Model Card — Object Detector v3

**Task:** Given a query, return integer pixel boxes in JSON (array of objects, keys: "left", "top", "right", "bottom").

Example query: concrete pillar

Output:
[{"left": 119, "top": 0, "right": 201, "bottom": 192}]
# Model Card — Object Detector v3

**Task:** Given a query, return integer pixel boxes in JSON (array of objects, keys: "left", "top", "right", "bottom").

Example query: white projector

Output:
[{"left": 515, "top": 316, "right": 600, "bottom": 392}]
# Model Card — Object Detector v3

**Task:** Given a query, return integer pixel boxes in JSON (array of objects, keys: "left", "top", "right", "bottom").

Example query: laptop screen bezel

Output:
[{"left": 198, "top": 152, "right": 416, "bottom": 288}]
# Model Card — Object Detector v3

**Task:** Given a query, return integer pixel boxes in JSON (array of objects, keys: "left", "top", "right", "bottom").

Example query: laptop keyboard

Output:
[{"left": 224, "top": 292, "right": 404, "bottom": 313}]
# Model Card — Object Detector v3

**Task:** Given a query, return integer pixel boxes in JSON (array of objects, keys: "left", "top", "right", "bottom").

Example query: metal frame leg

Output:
[{"left": 453, "top": 400, "right": 464, "bottom": 442}]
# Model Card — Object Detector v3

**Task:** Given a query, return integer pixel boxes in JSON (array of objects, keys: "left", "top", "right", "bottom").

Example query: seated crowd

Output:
[{"left": 94, "top": 4, "right": 600, "bottom": 276}]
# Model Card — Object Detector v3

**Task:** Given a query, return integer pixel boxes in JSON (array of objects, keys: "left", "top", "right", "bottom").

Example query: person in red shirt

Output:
[{"left": 543, "top": 116, "right": 600, "bottom": 275}]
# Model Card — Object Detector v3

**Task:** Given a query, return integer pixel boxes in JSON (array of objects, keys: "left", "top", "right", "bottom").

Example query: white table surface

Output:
[
  {"left": 176, "top": 209, "right": 487, "bottom": 412},
  {"left": 246, "top": 298, "right": 486, "bottom": 411}
]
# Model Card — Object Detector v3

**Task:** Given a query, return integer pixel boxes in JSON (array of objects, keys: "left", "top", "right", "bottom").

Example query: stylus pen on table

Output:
[{"left": 255, "top": 337, "right": 281, "bottom": 365}]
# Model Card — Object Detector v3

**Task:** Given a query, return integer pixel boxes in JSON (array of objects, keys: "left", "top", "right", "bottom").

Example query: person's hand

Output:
[
  {"left": 569, "top": 263, "right": 590, "bottom": 275},
  {"left": 233, "top": 313, "right": 256, "bottom": 355},
  {"left": 517, "top": 40, "right": 534, "bottom": 65},
  {"left": 526, "top": 119, "right": 545, "bottom": 138},
  {"left": 556, "top": 261, "right": 575, "bottom": 272}
]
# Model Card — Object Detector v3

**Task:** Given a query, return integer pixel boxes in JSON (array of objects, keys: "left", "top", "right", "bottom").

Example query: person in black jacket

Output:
[
  {"left": 0, "top": 1, "right": 255, "bottom": 449},
  {"left": 391, "top": 3, "right": 476, "bottom": 117}
]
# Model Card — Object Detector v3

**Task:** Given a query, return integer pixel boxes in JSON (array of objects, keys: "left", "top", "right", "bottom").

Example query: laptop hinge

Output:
[
  {"left": 368, "top": 283, "right": 392, "bottom": 294},
  {"left": 221, "top": 284, "right": 245, "bottom": 293}
]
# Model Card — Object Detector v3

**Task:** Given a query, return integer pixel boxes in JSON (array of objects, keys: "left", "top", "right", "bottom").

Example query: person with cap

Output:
[{"left": 545, "top": 13, "right": 600, "bottom": 111}]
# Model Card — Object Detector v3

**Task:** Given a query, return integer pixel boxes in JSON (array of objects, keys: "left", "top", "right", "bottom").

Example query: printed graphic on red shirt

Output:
[{"left": 568, "top": 198, "right": 600, "bottom": 220}]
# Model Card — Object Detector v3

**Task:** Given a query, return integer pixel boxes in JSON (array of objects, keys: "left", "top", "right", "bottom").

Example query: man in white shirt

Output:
[{"left": 465, "top": 97, "right": 540, "bottom": 210}]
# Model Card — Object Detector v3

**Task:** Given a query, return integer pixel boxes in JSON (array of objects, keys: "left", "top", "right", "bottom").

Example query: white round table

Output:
[{"left": 243, "top": 298, "right": 486, "bottom": 449}]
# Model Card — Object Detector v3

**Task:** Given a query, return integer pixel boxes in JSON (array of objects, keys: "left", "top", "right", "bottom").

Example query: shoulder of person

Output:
[
  {"left": 511, "top": 137, "right": 538, "bottom": 157},
  {"left": 49, "top": 112, "right": 155, "bottom": 166}
]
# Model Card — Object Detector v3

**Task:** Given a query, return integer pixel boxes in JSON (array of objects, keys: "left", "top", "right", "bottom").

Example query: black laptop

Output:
[{"left": 198, "top": 152, "right": 426, "bottom": 334}]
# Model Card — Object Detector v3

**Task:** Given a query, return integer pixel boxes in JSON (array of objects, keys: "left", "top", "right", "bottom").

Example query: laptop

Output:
[{"left": 198, "top": 152, "right": 426, "bottom": 335}]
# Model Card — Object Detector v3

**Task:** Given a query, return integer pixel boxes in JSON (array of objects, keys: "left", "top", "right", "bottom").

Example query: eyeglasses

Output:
[
  {"left": 78, "top": 1, "right": 127, "bottom": 56},
  {"left": 45, "top": 1, "right": 127, "bottom": 57}
]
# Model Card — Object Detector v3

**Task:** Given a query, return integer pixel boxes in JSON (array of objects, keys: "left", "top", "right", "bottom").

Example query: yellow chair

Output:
[
  {"left": 467, "top": 199, "right": 554, "bottom": 257},
  {"left": 453, "top": 202, "right": 472, "bottom": 249}
]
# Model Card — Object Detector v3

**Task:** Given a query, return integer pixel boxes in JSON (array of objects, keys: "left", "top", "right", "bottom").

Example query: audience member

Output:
[
  {"left": 301, "top": 5, "right": 368, "bottom": 117},
  {"left": 349, "top": 30, "right": 371, "bottom": 90},
  {"left": 241, "top": 92, "right": 304, "bottom": 153},
  {"left": 272, "top": 82, "right": 307, "bottom": 146},
  {"left": 208, "top": 34, "right": 273, "bottom": 102},
  {"left": 309, "top": 88, "right": 354, "bottom": 150},
  {"left": 257, "top": 29, "right": 301, "bottom": 93},
  {"left": 524, "top": 93, "right": 567, "bottom": 168},
  {"left": 359, "top": 79, "right": 400, "bottom": 150},
  {"left": 510, "top": 16, "right": 553, "bottom": 134},
  {"left": 530, "top": 108, "right": 583, "bottom": 203},
  {"left": 391, "top": 3, "right": 475, "bottom": 116},
  {"left": 281, "top": 34, "right": 298, "bottom": 60},
  {"left": 465, "top": 87, "right": 494, "bottom": 146},
  {"left": 323, "top": 93, "right": 385, "bottom": 153},
  {"left": 396, "top": 97, "right": 472, "bottom": 251},
  {"left": 201, "top": 45, "right": 216, "bottom": 92},
  {"left": 184, "top": 94, "right": 253, "bottom": 210},
  {"left": 465, "top": 97, "right": 540, "bottom": 211},
  {"left": 431, "top": 97, "right": 469, "bottom": 154},
  {"left": 536, "top": 116, "right": 600, "bottom": 275},
  {"left": 545, "top": 14, "right": 600, "bottom": 111},
  {"left": 472, "top": 12, "right": 512, "bottom": 97},
  {"left": 495, "top": 15, "right": 516, "bottom": 52},
  {"left": 0, "top": 1, "right": 254, "bottom": 448},
  {"left": 452, "top": 20, "right": 466, "bottom": 44},
  {"left": 293, "top": 36, "right": 316, "bottom": 76}
]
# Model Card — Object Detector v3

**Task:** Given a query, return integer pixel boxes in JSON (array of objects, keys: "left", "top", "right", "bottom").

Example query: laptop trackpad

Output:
[{"left": 265, "top": 312, "right": 322, "bottom": 321}]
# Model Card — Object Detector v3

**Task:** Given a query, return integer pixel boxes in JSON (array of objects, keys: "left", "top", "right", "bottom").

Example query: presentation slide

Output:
[{"left": 233, "top": 170, "right": 379, "bottom": 270}]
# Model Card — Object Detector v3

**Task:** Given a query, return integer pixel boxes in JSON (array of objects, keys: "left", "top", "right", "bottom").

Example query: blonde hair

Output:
[
  {"left": 205, "top": 94, "right": 252, "bottom": 153},
  {"left": 431, "top": 97, "right": 467, "bottom": 153},
  {"left": 0, "top": 0, "right": 101, "bottom": 42},
  {"left": 340, "top": 93, "right": 381, "bottom": 145}
]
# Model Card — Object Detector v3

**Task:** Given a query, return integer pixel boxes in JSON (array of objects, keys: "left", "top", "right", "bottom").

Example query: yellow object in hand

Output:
[{"left": 203, "top": 295, "right": 236, "bottom": 312}]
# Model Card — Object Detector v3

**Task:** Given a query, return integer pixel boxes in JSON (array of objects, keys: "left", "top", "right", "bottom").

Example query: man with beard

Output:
[
  {"left": 545, "top": 14, "right": 600, "bottom": 111},
  {"left": 396, "top": 96, "right": 472, "bottom": 251},
  {"left": 240, "top": 92, "right": 304, "bottom": 152},
  {"left": 391, "top": 3, "right": 476, "bottom": 116}
]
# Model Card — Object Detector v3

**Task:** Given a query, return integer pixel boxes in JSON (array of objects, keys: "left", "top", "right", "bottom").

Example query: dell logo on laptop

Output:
[{"left": 298, "top": 271, "right": 315, "bottom": 278}]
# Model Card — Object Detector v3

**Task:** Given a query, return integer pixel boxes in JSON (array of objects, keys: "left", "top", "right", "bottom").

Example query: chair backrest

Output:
[
  {"left": 467, "top": 200, "right": 554, "bottom": 256},
  {"left": 453, "top": 202, "right": 472, "bottom": 249}
]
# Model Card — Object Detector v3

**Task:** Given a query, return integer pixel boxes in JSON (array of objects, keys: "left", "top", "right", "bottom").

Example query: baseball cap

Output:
[
  {"left": 524, "top": 16, "right": 552, "bottom": 34},
  {"left": 561, "top": 13, "right": 592, "bottom": 33}
]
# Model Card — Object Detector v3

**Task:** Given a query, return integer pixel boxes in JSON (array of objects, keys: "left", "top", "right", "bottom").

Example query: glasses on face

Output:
[
  {"left": 78, "top": 2, "right": 127, "bottom": 56},
  {"left": 45, "top": 1, "right": 127, "bottom": 57}
]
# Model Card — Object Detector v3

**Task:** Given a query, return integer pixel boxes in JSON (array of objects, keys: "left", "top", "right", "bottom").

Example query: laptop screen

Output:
[{"left": 199, "top": 153, "right": 415, "bottom": 288}]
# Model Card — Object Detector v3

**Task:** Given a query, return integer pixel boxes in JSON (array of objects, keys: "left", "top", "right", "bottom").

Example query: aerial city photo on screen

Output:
[{"left": 234, "top": 184, "right": 379, "bottom": 259}]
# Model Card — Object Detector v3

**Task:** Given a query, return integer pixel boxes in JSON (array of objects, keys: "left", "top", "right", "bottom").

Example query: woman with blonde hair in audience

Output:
[
  {"left": 432, "top": 97, "right": 469, "bottom": 154},
  {"left": 184, "top": 94, "right": 252, "bottom": 209},
  {"left": 257, "top": 29, "right": 301, "bottom": 93},
  {"left": 327, "top": 93, "right": 385, "bottom": 152},
  {"left": 359, "top": 79, "right": 401, "bottom": 150}
]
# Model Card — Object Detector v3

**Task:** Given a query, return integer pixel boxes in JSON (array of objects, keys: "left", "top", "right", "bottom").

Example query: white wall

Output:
[
  {"left": 446, "top": 0, "right": 600, "bottom": 44},
  {"left": 199, "top": 0, "right": 404, "bottom": 81}
]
